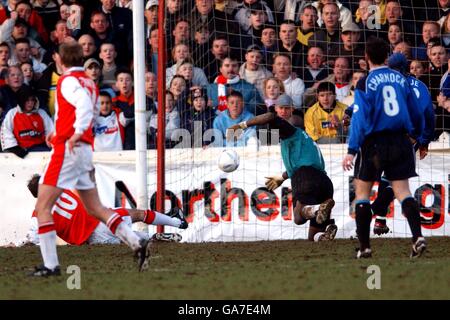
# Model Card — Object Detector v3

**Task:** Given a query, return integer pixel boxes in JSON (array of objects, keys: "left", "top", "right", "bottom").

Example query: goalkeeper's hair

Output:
[{"left": 27, "top": 174, "right": 41, "bottom": 198}]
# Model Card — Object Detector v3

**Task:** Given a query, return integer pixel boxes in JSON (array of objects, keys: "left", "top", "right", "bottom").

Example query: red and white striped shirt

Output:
[{"left": 51, "top": 67, "right": 99, "bottom": 146}]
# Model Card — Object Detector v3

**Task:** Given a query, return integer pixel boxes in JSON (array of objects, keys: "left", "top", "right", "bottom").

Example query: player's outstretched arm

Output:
[{"left": 227, "top": 112, "right": 276, "bottom": 132}]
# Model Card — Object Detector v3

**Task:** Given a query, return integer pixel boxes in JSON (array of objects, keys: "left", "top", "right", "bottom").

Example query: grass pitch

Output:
[{"left": 0, "top": 237, "right": 449, "bottom": 300}]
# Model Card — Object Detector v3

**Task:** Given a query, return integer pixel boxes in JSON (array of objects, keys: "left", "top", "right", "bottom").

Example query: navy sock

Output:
[
  {"left": 401, "top": 197, "right": 423, "bottom": 242},
  {"left": 355, "top": 200, "right": 372, "bottom": 250}
]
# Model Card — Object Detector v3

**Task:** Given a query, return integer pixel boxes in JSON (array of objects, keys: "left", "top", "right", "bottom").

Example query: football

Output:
[{"left": 218, "top": 149, "right": 240, "bottom": 173}]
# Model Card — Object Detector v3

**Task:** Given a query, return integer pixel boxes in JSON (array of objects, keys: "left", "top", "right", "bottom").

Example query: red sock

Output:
[
  {"left": 144, "top": 210, "right": 155, "bottom": 224},
  {"left": 38, "top": 222, "right": 55, "bottom": 234},
  {"left": 106, "top": 213, "right": 123, "bottom": 234}
]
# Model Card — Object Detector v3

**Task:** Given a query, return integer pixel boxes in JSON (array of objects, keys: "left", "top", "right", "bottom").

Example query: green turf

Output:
[{"left": 0, "top": 237, "right": 449, "bottom": 299}]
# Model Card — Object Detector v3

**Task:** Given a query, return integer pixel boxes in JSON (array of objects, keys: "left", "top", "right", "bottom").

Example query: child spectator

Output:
[
  {"left": 149, "top": 91, "right": 180, "bottom": 148},
  {"left": 1, "top": 85, "right": 53, "bottom": 158},
  {"left": 410, "top": 59, "right": 426, "bottom": 78},
  {"left": 262, "top": 77, "right": 285, "bottom": 109},
  {"left": 113, "top": 68, "right": 135, "bottom": 150},
  {"left": 182, "top": 88, "right": 215, "bottom": 142},
  {"left": 94, "top": 92, "right": 124, "bottom": 151},
  {"left": 304, "top": 81, "right": 347, "bottom": 143},
  {"left": 20, "top": 61, "right": 35, "bottom": 87},
  {"left": 166, "top": 44, "right": 208, "bottom": 87}
]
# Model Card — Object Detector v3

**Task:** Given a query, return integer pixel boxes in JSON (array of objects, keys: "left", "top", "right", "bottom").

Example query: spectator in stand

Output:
[
  {"left": 117, "top": 0, "right": 133, "bottom": 10},
  {"left": 215, "top": 0, "right": 240, "bottom": 15},
  {"left": 192, "top": 24, "right": 210, "bottom": 68},
  {"left": 166, "top": 43, "right": 209, "bottom": 88},
  {"left": 278, "top": 20, "right": 306, "bottom": 76},
  {"left": 32, "top": 0, "right": 60, "bottom": 36},
  {"left": 304, "top": 56, "right": 352, "bottom": 107},
  {"left": 383, "top": 0, "right": 417, "bottom": 47},
  {"left": 165, "top": 0, "right": 183, "bottom": 43},
  {"left": 304, "top": 81, "right": 347, "bottom": 143},
  {"left": 1, "top": 85, "right": 53, "bottom": 158},
  {"left": 392, "top": 40, "right": 412, "bottom": 60},
  {"left": 149, "top": 91, "right": 180, "bottom": 148},
  {"left": 78, "top": 34, "right": 97, "bottom": 61},
  {"left": 145, "top": 71, "right": 157, "bottom": 123},
  {"left": 168, "top": 19, "right": 192, "bottom": 62},
  {"left": 99, "top": 42, "right": 118, "bottom": 90},
  {"left": 84, "top": 57, "right": 115, "bottom": 99},
  {"left": 387, "top": 22, "right": 403, "bottom": 53},
  {"left": 213, "top": 90, "right": 257, "bottom": 147},
  {"left": 0, "top": 14, "right": 46, "bottom": 62},
  {"left": 144, "top": 0, "right": 158, "bottom": 38},
  {"left": 20, "top": 61, "right": 36, "bottom": 88},
  {"left": 189, "top": 0, "right": 240, "bottom": 51},
  {"left": 98, "top": 0, "right": 133, "bottom": 66},
  {"left": 312, "top": 0, "right": 352, "bottom": 28},
  {"left": 42, "top": 19, "right": 73, "bottom": 64},
  {"left": 146, "top": 25, "right": 158, "bottom": 76},
  {"left": 15, "top": 0, "right": 48, "bottom": 45},
  {"left": 410, "top": 59, "right": 426, "bottom": 78},
  {"left": 181, "top": 87, "right": 215, "bottom": 145},
  {"left": 35, "top": 43, "right": 64, "bottom": 117},
  {"left": 262, "top": 76, "right": 285, "bottom": 109},
  {"left": 59, "top": 3, "right": 70, "bottom": 21},
  {"left": 310, "top": 2, "right": 343, "bottom": 58},
  {"left": 10, "top": 37, "right": 46, "bottom": 75},
  {"left": 297, "top": 4, "right": 319, "bottom": 47},
  {"left": 113, "top": 68, "right": 135, "bottom": 150},
  {"left": 207, "top": 56, "right": 264, "bottom": 115},
  {"left": 88, "top": 11, "right": 119, "bottom": 63},
  {"left": 421, "top": 40, "right": 448, "bottom": 138},
  {"left": 0, "top": 65, "right": 26, "bottom": 124},
  {"left": 0, "top": 42, "right": 10, "bottom": 80},
  {"left": 412, "top": 21, "right": 441, "bottom": 61},
  {"left": 259, "top": 23, "right": 278, "bottom": 70},
  {"left": 328, "top": 22, "right": 364, "bottom": 72},
  {"left": 441, "top": 14, "right": 450, "bottom": 48},
  {"left": 301, "top": 46, "right": 331, "bottom": 90},
  {"left": 234, "top": 0, "right": 275, "bottom": 35},
  {"left": 341, "top": 69, "right": 366, "bottom": 107},
  {"left": 239, "top": 44, "right": 272, "bottom": 97},
  {"left": 272, "top": 53, "right": 305, "bottom": 109},
  {"left": 202, "top": 35, "right": 231, "bottom": 83},
  {"left": 93, "top": 92, "right": 124, "bottom": 151}
]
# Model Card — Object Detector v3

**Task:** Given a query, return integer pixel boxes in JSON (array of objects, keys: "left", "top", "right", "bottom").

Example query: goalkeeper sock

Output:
[
  {"left": 107, "top": 212, "right": 141, "bottom": 251},
  {"left": 355, "top": 200, "right": 372, "bottom": 250},
  {"left": 401, "top": 197, "right": 423, "bottom": 242},
  {"left": 38, "top": 222, "right": 59, "bottom": 270},
  {"left": 302, "top": 205, "right": 320, "bottom": 219}
]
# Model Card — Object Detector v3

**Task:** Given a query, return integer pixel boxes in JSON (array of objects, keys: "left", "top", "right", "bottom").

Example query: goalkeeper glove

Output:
[{"left": 265, "top": 176, "right": 285, "bottom": 191}]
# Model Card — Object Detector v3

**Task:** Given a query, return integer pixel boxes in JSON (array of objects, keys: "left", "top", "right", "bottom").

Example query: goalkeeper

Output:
[{"left": 227, "top": 94, "right": 337, "bottom": 241}]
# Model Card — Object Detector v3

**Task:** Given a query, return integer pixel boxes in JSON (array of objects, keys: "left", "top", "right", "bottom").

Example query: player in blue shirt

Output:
[
  {"left": 371, "top": 53, "right": 435, "bottom": 235},
  {"left": 227, "top": 94, "right": 338, "bottom": 242},
  {"left": 342, "top": 38, "right": 427, "bottom": 259}
]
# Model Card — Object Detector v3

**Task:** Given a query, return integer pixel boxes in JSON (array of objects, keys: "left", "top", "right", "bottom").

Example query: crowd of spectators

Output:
[{"left": 0, "top": 0, "right": 450, "bottom": 157}]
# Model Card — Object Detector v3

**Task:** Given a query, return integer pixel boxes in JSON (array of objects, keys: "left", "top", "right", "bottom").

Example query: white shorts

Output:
[
  {"left": 87, "top": 216, "right": 150, "bottom": 244},
  {"left": 87, "top": 216, "right": 133, "bottom": 245},
  {"left": 40, "top": 142, "right": 96, "bottom": 190}
]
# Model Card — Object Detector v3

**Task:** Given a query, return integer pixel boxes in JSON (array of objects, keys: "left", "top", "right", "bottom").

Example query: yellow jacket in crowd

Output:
[{"left": 304, "top": 101, "right": 348, "bottom": 142}]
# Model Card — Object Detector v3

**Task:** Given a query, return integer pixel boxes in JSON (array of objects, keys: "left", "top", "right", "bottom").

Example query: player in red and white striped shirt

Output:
[
  {"left": 27, "top": 174, "right": 187, "bottom": 245},
  {"left": 31, "top": 42, "right": 154, "bottom": 276}
]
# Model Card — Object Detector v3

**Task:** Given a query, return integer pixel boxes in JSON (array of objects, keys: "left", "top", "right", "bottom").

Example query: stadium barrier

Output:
[{"left": 1, "top": 143, "right": 449, "bottom": 246}]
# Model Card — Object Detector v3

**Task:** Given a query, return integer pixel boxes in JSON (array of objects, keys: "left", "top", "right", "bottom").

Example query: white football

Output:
[{"left": 218, "top": 149, "right": 240, "bottom": 173}]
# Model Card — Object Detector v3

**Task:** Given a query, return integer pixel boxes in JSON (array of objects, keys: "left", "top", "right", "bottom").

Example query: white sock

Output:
[
  {"left": 38, "top": 231, "right": 59, "bottom": 269},
  {"left": 153, "top": 212, "right": 182, "bottom": 228},
  {"left": 313, "top": 232, "right": 324, "bottom": 242},
  {"left": 376, "top": 216, "right": 387, "bottom": 220},
  {"left": 115, "top": 221, "right": 142, "bottom": 251},
  {"left": 302, "top": 205, "right": 320, "bottom": 218}
]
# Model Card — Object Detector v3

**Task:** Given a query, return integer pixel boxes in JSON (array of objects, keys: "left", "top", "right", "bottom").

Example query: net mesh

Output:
[{"left": 142, "top": 0, "right": 450, "bottom": 242}]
